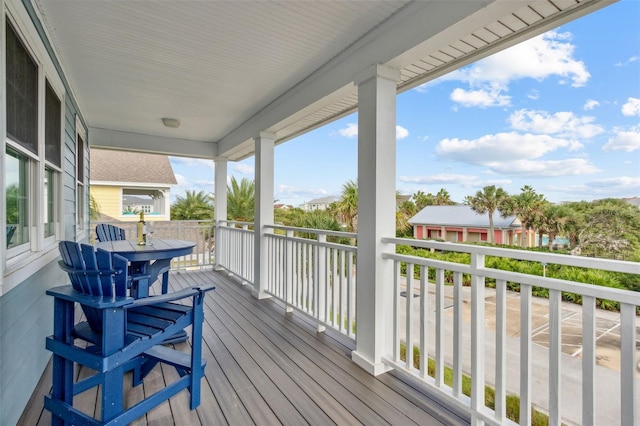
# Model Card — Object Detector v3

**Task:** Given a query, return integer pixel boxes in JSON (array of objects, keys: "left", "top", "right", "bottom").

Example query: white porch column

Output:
[
  {"left": 214, "top": 159, "right": 227, "bottom": 269},
  {"left": 253, "top": 132, "right": 275, "bottom": 299},
  {"left": 351, "top": 64, "right": 400, "bottom": 376}
]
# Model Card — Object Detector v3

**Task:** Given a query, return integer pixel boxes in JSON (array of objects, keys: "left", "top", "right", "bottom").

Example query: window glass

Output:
[
  {"left": 77, "top": 134, "right": 84, "bottom": 182},
  {"left": 6, "top": 148, "right": 29, "bottom": 248},
  {"left": 44, "top": 167, "right": 56, "bottom": 238},
  {"left": 45, "top": 81, "right": 62, "bottom": 167},
  {"left": 122, "top": 189, "right": 165, "bottom": 216},
  {"left": 5, "top": 22, "right": 38, "bottom": 154}
]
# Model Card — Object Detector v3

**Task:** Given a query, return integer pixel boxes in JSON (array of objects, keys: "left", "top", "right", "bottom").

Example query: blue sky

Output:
[{"left": 170, "top": 0, "right": 640, "bottom": 207}]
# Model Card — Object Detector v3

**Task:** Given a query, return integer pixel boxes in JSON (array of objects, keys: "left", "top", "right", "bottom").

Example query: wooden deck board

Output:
[{"left": 19, "top": 269, "right": 464, "bottom": 426}]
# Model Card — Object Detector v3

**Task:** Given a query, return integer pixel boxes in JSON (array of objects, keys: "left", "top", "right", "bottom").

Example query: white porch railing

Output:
[
  {"left": 90, "top": 220, "right": 215, "bottom": 269},
  {"left": 382, "top": 237, "right": 640, "bottom": 426},
  {"left": 215, "top": 220, "right": 255, "bottom": 283},
  {"left": 264, "top": 225, "right": 357, "bottom": 336}
]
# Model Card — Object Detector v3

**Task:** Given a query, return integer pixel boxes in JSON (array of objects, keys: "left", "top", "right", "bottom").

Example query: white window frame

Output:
[
  {"left": 76, "top": 116, "right": 87, "bottom": 234},
  {"left": 2, "top": 1, "right": 67, "bottom": 295}
]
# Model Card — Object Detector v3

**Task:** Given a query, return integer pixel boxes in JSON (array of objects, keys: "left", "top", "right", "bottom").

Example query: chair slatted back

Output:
[
  {"left": 58, "top": 241, "right": 129, "bottom": 332},
  {"left": 96, "top": 224, "right": 126, "bottom": 242}
]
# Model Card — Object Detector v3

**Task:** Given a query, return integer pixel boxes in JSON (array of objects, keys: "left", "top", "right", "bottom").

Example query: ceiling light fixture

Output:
[{"left": 162, "top": 117, "right": 180, "bottom": 128}]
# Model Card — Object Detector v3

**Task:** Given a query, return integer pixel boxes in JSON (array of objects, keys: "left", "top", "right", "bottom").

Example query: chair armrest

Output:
[
  {"left": 46, "top": 285, "right": 134, "bottom": 308},
  {"left": 126, "top": 285, "right": 215, "bottom": 308}
]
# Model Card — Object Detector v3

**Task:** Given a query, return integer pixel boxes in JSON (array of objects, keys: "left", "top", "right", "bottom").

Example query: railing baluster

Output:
[
  {"left": 549, "top": 288, "right": 562, "bottom": 426},
  {"left": 394, "top": 260, "right": 400, "bottom": 363},
  {"left": 495, "top": 279, "right": 507, "bottom": 423},
  {"left": 348, "top": 251, "right": 355, "bottom": 338},
  {"left": 582, "top": 295, "right": 596, "bottom": 426},
  {"left": 520, "top": 283, "right": 532, "bottom": 426},
  {"left": 620, "top": 303, "right": 637, "bottom": 426},
  {"left": 471, "top": 253, "right": 486, "bottom": 426},
  {"left": 452, "top": 270, "right": 462, "bottom": 397},
  {"left": 406, "top": 263, "right": 414, "bottom": 371},
  {"left": 420, "top": 266, "right": 428, "bottom": 381},
  {"left": 435, "top": 268, "right": 444, "bottom": 387}
]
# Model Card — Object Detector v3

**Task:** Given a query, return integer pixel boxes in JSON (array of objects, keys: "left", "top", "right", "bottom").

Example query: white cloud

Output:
[
  {"left": 436, "top": 132, "right": 582, "bottom": 164},
  {"left": 434, "top": 30, "right": 589, "bottom": 108},
  {"left": 509, "top": 109, "right": 604, "bottom": 139},
  {"left": 275, "top": 184, "right": 329, "bottom": 201},
  {"left": 450, "top": 87, "right": 510, "bottom": 108},
  {"left": 585, "top": 176, "right": 640, "bottom": 192},
  {"left": 443, "top": 31, "right": 589, "bottom": 87},
  {"left": 170, "top": 157, "right": 214, "bottom": 168},
  {"left": 234, "top": 163, "right": 254, "bottom": 174},
  {"left": 615, "top": 55, "right": 640, "bottom": 67},
  {"left": 174, "top": 173, "right": 189, "bottom": 186},
  {"left": 621, "top": 97, "right": 640, "bottom": 117},
  {"left": 527, "top": 90, "right": 540, "bottom": 100},
  {"left": 603, "top": 128, "right": 640, "bottom": 152},
  {"left": 338, "top": 123, "right": 359, "bottom": 138},
  {"left": 485, "top": 158, "right": 600, "bottom": 177},
  {"left": 583, "top": 99, "right": 600, "bottom": 110},
  {"left": 338, "top": 123, "right": 410, "bottom": 140},
  {"left": 396, "top": 125, "right": 409, "bottom": 140},
  {"left": 399, "top": 174, "right": 478, "bottom": 185}
]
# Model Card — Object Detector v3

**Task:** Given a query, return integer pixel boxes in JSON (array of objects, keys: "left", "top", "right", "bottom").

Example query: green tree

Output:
[
  {"left": 228, "top": 176, "right": 255, "bottom": 221},
  {"left": 501, "top": 185, "right": 546, "bottom": 248},
  {"left": 170, "top": 190, "right": 214, "bottom": 220},
  {"left": 538, "top": 204, "right": 575, "bottom": 250},
  {"left": 467, "top": 185, "right": 509, "bottom": 244},
  {"left": 412, "top": 190, "right": 434, "bottom": 210},
  {"left": 89, "top": 194, "right": 101, "bottom": 220},
  {"left": 568, "top": 198, "right": 640, "bottom": 259},
  {"left": 435, "top": 188, "right": 455, "bottom": 206},
  {"left": 332, "top": 180, "right": 359, "bottom": 232}
]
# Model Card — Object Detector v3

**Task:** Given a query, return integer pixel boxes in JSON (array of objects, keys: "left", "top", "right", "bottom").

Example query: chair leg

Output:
[
  {"left": 51, "top": 298, "right": 75, "bottom": 426},
  {"left": 101, "top": 366, "right": 124, "bottom": 423},
  {"left": 190, "top": 294, "right": 205, "bottom": 410}
]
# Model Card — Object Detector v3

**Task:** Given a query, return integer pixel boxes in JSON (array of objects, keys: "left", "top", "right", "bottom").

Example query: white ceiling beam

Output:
[{"left": 89, "top": 127, "right": 218, "bottom": 159}]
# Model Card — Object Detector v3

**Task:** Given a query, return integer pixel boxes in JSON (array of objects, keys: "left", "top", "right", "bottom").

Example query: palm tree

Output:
[
  {"left": 170, "top": 190, "right": 214, "bottom": 220},
  {"left": 501, "top": 185, "right": 546, "bottom": 248},
  {"left": 412, "top": 190, "right": 434, "bottom": 210},
  {"left": 468, "top": 185, "right": 508, "bottom": 244},
  {"left": 227, "top": 177, "right": 255, "bottom": 222},
  {"left": 333, "top": 180, "right": 359, "bottom": 232},
  {"left": 435, "top": 188, "right": 454, "bottom": 206},
  {"left": 541, "top": 204, "right": 574, "bottom": 250}
]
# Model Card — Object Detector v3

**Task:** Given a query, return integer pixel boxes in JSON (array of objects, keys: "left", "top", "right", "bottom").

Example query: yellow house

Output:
[{"left": 90, "top": 148, "right": 177, "bottom": 221}]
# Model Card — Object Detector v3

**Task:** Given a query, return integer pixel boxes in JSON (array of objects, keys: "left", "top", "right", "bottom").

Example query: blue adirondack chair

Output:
[
  {"left": 95, "top": 223, "right": 126, "bottom": 242},
  {"left": 45, "top": 241, "right": 214, "bottom": 425}
]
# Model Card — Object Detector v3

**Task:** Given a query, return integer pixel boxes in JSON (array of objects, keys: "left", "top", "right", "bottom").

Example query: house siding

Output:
[
  {"left": 0, "top": 1, "right": 88, "bottom": 424},
  {"left": 91, "top": 185, "right": 122, "bottom": 219}
]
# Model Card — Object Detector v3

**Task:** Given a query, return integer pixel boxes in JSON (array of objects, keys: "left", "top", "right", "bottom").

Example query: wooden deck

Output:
[{"left": 19, "top": 269, "right": 466, "bottom": 425}]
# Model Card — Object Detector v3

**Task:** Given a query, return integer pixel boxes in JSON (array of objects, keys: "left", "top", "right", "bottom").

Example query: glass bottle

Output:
[{"left": 136, "top": 211, "right": 147, "bottom": 245}]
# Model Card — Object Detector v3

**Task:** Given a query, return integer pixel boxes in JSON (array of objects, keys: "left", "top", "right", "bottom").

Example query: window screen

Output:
[
  {"left": 45, "top": 81, "right": 62, "bottom": 166},
  {"left": 6, "top": 22, "right": 38, "bottom": 154}
]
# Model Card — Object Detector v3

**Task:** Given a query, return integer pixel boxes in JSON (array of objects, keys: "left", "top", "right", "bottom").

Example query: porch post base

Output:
[
  {"left": 351, "top": 351, "right": 391, "bottom": 376},
  {"left": 251, "top": 289, "right": 272, "bottom": 300}
]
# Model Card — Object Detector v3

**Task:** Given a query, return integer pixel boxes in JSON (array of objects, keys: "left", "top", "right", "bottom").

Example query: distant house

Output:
[
  {"left": 90, "top": 149, "right": 177, "bottom": 221},
  {"left": 274, "top": 203, "right": 294, "bottom": 210},
  {"left": 302, "top": 195, "right": 338, "bottom": 211},
  {"left": 409, "top": 205, "right": 524, "bottom": 245}
]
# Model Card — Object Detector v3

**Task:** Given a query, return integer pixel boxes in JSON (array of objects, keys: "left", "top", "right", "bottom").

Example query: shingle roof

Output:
[
  {"left": 90, "top": 149, "right": 177, "bottom": 185},
  {"left": 307, "top": 196, "right": 338, "bottom": 204},
  {"left": 409, "top": 205, "right": 520, "bottom": 228}
]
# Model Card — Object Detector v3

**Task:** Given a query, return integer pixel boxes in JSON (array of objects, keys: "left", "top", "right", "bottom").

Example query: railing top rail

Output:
[
  {"left": 266, "top": 233, "right": 357, "bottom": 252},
  {"left": 217, "top": 220, "right": 254, "bottom": 227},
  {"left": 383, "top": 252, "right": 640, "bottom": 305},
  {"left": 266, "top": 224, "right": 357, "bottom": 239},
  {"left": 383, "top": 237, "right": 640, "bottom": 275}
]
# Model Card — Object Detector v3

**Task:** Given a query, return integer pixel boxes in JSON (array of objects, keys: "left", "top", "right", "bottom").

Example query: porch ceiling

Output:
[{"left": 35, "top": 0, "right": 613, "bottom": 161}]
